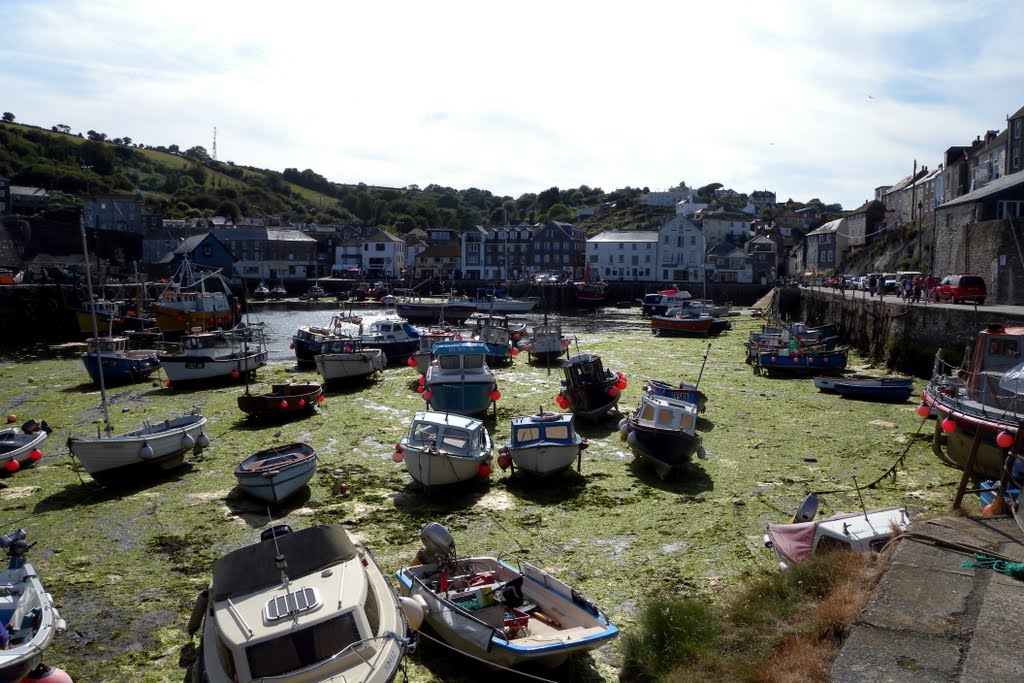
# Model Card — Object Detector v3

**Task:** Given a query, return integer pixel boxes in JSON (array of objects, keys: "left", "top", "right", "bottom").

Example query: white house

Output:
[
  {"left": 675, "top": 197, "right": 708, "bottom": 218},
  {"left": 332, "top": 236, "right": 364, "bottom": 274},
  {"left": 361, "top": 229, "right": 406, "bottom": 278},
  {"left": 585, "top": 231, "right": 659, "bottom": 282},
  {"left": 460, "top": 226, "right": 488, "bottom": 280},
  {"left": 641, "top": 188, "right": 698, "bottom": 207},
  {"left": 657, "top": 216, "right": 705, "bottom": 283}
]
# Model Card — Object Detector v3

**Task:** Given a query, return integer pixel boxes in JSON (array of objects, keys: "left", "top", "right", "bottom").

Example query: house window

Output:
[
  {"left": 1014, "top": 147, "right": 1021, "bottom": 171},
  {"left": 1015, "top": 119, "right": 1022, "bottom": 140},
  {"left": 376, "top": 244, "right": 385, "bottom": 251},
  {"left": 202, "top": 246, "right": 212, "bottom": 257}
]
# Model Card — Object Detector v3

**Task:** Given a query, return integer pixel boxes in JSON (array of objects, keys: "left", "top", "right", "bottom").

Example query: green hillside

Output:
[{"left": 0, "top": 118, "right": 839, "bottom": 235}]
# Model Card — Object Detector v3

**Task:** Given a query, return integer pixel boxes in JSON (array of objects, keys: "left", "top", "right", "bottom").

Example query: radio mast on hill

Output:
[{"left": 212, "top": 127, "right": 217, "bottom": 161}]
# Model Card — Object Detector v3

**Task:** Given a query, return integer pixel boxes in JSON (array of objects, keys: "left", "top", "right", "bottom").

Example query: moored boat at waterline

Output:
[
  {"left": 291, "top": 314, "right": 353, "bottom": 364},
  {"left": 421, "top": 341, "right": 499, "bottom": 417},
  {"left": 190, "top": 524, "right": 411, "bottom": 683},
  {"left": 80, "top": 336, "right": 161, "bottom": 385},
  {"left": 396, "top": 411, "right": 492, "bottom": 490},
  {"left": 67, "top": 411, "right": 209, "bottom": 483},
  {"left": 620, "top": 393, "right": 704, "bottom": 479},
  {"left": 237, "top": 382, "right": 323, "bottom": 419},
  {"left": 150, "top": 259, "right": 236, "bottom": 335},
  {"left": 558, "top": 353, "right": 624, "bottom": 421},
  {"left": 252, "top": 281, "right": 270, "bottom": 300},
  {"left": 640, "top": 288, "right": 692, "bottom": 316},
  {"left": 233, "top": 443, "right": 317, "bottom": 505},
  {"left": 0, "top": 529, "right": 69, "bottom": 683},
  {"left": 574, "top": 281, "right": 609, "bottom": 306},
  {"left": 396, "top": 523, "right": 618, "bottom": 669},
  {"left": 650, "top": 311, "right": 715, "bottom": 337},
  {"left": 754, "top": 347, "right": 848, "bottom": 376},
  {"left": 923, "top": 323, "right": 1024, "bottom": 479},
  {"left": 360, "top": 318, "right": 422, "bottom": 362},
  {"left": 315, "top": 340, "right": 387, "bottom": 385},
  {"left": 468, "top": 291, "right": 538, "bottom": 314},
  {"left": 497, "top": 411, "right": 587, "bottom": 477},
  {"left": 0, "top": 421, "right": 50, "bottom": 475},
  {"left": 394, "top": 298, "right": 477, "bottom": 324}
]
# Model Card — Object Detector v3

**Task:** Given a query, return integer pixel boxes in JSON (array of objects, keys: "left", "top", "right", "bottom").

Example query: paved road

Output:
[{"left": 804, "top": 286, "right": 1024, "bottom": 318}]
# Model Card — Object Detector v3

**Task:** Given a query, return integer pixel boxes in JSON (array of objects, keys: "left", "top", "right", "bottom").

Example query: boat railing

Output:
[
  {"left": 929, "top": 350, "right": 1024, "bottom": 419},
  {"left": 259, "top": 632, "right": 406, "bottom": 682}
]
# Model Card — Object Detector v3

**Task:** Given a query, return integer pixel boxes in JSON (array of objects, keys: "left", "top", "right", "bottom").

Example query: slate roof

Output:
[
  {"left": 805, "top": 217, "right": 844, "bottom": 236},
  {"left": 211, "top": 228, "right": 315, "bottom": 242},
  {"left": 587, "top": 230, "right": 658, "bottom": 243},
  {"left": 941, "top": 170, "right": 1024, "bottom": 209}
]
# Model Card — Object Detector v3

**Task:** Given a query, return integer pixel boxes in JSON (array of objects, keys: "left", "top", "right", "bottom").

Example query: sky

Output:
[{"left": 3, "top": 0, "right": 1024, "bottom": 210}]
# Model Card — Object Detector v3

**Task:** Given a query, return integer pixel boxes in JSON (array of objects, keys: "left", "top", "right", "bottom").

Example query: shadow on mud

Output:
[
  {"left": 222, "top": 485, "right": 313, "bottom": 527},
  {"left": 34, "top": 463, "right": 198, "bottom": 513},
  {"left": 628, "top": 458, "right": 714, "bottom": 495}
]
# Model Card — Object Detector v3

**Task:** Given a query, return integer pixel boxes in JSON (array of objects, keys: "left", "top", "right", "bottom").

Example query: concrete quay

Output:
[{"left": 832, "top": 515, "right": 1024, "bottom": 682}]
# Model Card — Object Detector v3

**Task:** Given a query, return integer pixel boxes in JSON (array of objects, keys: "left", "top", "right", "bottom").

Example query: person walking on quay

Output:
[
  {"left": 901, "top": 275, "right": 912, "bottom": 301},
  {"left": 925, "top": 273, "right": 937, "bottom": 302},
  {"left": 868, "top": 274, "right": 877, "bottom": 297},
  {"left": 912, "top": 275, "right": 923, "bottom": 303}
]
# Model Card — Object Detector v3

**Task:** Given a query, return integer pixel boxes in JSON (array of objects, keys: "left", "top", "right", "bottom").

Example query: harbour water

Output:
[{"left": 0, "top": 306, "right": 959, "bottom": 682}]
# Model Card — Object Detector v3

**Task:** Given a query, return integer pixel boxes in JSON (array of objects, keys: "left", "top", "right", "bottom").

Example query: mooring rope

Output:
[
  {"left": 409, "top": 626, "right": 563, "bottom": 683},
  {"left": 811, "top": 415, "right": 930, "bottom": 496}
]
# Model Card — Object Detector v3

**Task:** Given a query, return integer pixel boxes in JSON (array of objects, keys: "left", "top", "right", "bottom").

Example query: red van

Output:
[{"left": 933, "top": 274, "right": 986, "bottom": 304}]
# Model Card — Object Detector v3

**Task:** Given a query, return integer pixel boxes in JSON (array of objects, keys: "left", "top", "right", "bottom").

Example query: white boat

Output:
[
  {"left": 0, "top": 529, "right": 69, "bottom": 683},
  {"left": 315, "top": 340, "right": 386, "bottom": 385},
  {"left": 468, "top": 294, "right": 537, "bottom": 314},
  {"left": 190, "top": 524, "right": 412, "bottom": 683},
  {"left": 0, "top": 421, "right": 50, "bottom": 474},
  {"left": 498, "top": 411, "right": 587, "bottom": 477},
  {"left": 520, "top": 322, "right": 569, "bottom": 364},
  {"left": 409, "top": 326, "right": 458, "bottom": 376},
  {"left": 252, "top": 281, "right": 270, "bottom": 300},
  {"left": 160, "top": 329, "right": 268, "bottom": 385},
  {"left": 396, "top": 523, "right": 618, "bottom": 669},
  {"left": 763, "top": 494, "right": 910, "bottom": 570},
  {"left": 396, "top": 411, "right": 492, "bottom": 490},
  {"left": 67, "top": 412, "right": 210, "bottom": 483}
]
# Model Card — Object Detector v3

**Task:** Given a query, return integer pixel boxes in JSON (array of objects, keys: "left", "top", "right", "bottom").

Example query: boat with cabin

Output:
[
  {"left": 650, "top": 310, "right": 715, "bottom": 337},
  {"left": 292, "top": 314, "right": 353, "bottom": 365},
  {"left": 160, "top": 328, "right": 268, "bottom": 386},
  {"left": 497, "top": 411, "right": 588, "bottom": 477},
  {"left": 395, "top": 411, "right": 492, "bottom": 490},
  {"left": 620, "top": 394, "right": 704, "bottom": 479},
  {"left": 574, "top": 280, "right": 609, "bottom": 307},
  {"left": 360, "top": 318, "right": 422, "bottom": 363},
  {"left": 409, "top": 326, "right": 459, "bottom": 375},
  {"left": 189, "top": 524, "right": 410, "bottom": 683},
  {"left": 252, "top": 281, "right": 270, "bottom": 300},
  {"left": 395, "top": 523, "right": 618, "bottom": 669},
  {"left": 645, "top": 379, "right": 708, "bottom": 413},
  {"left": 640, "top": 288, "right": 692, "bottom": 316},
  {"left": 150, "top": 259, "right": 236, "bottom": 335},
  {"left": 80, "top": 336, "right": 161, "bottom": 385},
  {"left": 421, "top": 341, "right": 499, "bottom": 416},
  {"left": 520, "top": 321, "right": 569, "bottom": 364},
  {"left": 233, "top": 443, "right": 317, "bottom": 505},
  {"left": 558, "top": 353, "right": 624, "bottom": 421}
]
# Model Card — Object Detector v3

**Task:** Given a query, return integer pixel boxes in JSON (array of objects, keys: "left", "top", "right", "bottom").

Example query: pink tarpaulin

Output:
[{"left": 766, "top": 522, "right": 817, "bottom": 565}]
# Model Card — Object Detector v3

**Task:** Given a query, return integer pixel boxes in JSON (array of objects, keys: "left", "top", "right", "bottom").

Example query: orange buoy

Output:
[{"left": 24, "top": 664, "right": 74, "bottom": 682}]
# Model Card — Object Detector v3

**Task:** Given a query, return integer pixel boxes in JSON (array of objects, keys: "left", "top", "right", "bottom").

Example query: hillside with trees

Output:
[{"left": 0, "top": 116, "right": 842, "bottom": 234}]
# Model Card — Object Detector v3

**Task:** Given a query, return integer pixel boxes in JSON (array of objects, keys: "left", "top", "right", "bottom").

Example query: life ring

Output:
[{"left": 530, "top": 411, "right": 561, "bottom": 422}]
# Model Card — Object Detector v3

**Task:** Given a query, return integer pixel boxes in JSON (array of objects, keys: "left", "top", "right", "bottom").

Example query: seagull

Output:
[{"left": 868, "top": 95, "right": 875, "bottom": 99}]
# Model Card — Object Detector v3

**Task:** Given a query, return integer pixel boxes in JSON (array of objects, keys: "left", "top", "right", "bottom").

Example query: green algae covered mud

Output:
[{"left": 0, "top": 311, "right": 958, "bottom": 682}]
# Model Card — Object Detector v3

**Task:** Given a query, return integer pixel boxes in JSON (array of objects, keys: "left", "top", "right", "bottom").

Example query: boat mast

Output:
[
  {"left": 80, "top": 212, "right": 111, "bottom": 435},
  {"left": 694, "top": 342, "right": 712, "bottom": 388}
]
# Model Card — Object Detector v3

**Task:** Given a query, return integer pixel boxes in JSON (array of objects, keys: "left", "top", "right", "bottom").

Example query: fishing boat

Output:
[
  {"left": 160, "top": 328, "right": 268, "bottom": 386},
  {"left": 754, "top": 347, "right": 848, "bottom": 377},
  {"left": 923, "top": 323, "right": 1024, "bottom": 479},
  {"left": 557, "top": 353, "right": 624, "bottom": 421},
  {"left": 360, "top": 318, "right": 422, "bottom": 363},
  {"left": 468, "top": 290, "right": 537, "bottom": 314},
  {"left": 645, "top": 380, "right": 707, "bottom": 413},
  {"left": 745, "top": 322, "right": 838, "bottom": 363},
  {"left": 395, "top": 523, "right": 618, "bottom": 669},
  {"left": 315, "top": 340, "right": 386, "bottom": 385},
  {"left": 233, "top": 443, "right": 317, "bottom": 505},
  {"left": 75, "top": 297, "right": 154, "bottom": 336},
  {"left": 0, "top": 420, "right": 50, "bottom": 475},
  {"left": 80, "top": 336, "right": 161, "bottom": 385},
  {"left": 291, "top": 314, "right": 352, "bottom": 364},
  {"left": 763, "top": 494, "right": 910, "bottom": 570},
  {"left": 189, "top": 524, "right": 411, "bottom": 683},
  {"left": 640, "top": 288, "right": 692, "bottom": 316},
  {"left": 394, "top": 298, "right": 477, "bottom": 325},
  {"left": 497, "top": 411, "right": 588, "bottom": 477},
  {"left": 620, "top": 394, "right": 704, "bottom": 479},
  {"left": 150, "top": 258, "right": 236, "bottom": 334},
  {"left": 650, "top": 311, "right": 715, "bottom": 337},
  {"left": 468, "top": 314, "right": 523, "bottom": 366},
  {"left": 421, "top": 341, "right": 499, "bottom": 416},
  {"left": 520, "top": 322, "right": 569, "bottom": 364},
  {"left": 825, "top": 376, "right": 914, "bottom": 402},
  {"left": 395, "top": 411, "right": 492, "bottom": 490},
  {"left": 252, "top": 281, "right": 270, "bottom": 300},
  {"left": 237, "top": 382, "right": 323, "bottom": 419},
  {"left": 574, "top": 280, "right": 609, "bottom": 307},
  {"left": 0, "top": 529, "right": 69, "bottom": 683},
  {"left": 408, "top": 326, "right": 458, "bottom": 376},
  {"left": 70, "top": 215, "right": 211, "bottom": 484}
]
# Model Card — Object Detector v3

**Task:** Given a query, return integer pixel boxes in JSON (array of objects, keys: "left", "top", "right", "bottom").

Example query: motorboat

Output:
[
  {"left": 520, "top": 322, "right": 569, "bottom": 365},
  {"left": 394, "top": 298, "right": 477, "bottom": 325},
  {"left": 0, "top": 529, "right": 69, "bottom": 683},
  {"left": 408, "top": 326, "right": 458, "bottom": 376},
  {"left": 160, "top": 329, "right": 268, "bottom": 386},
  {"left": 395, "top": 411, "right": 492, "bottom": 490},
  {"left": 0, "top": 420, "right": 51, "bottom": 475},
  {"left": 498, "top": 411, "right": 588, "bottom": 477},
  {"left": 645, "top": 379, "right": 707, "bottom": 413},
  {"left": 302, "top": 283, "right": 326, "bottom": 300},
  {"left": 190, "top": 524, "right": 411, "bottom": 683},
  {"left": 754, "top": 347, "right": 848, "bottom": 377},
  {"left": 360, "top": 318, "right": 421, "bottom": 363},
  {"left": 80, "top": 336, "right": 161, "bottom": 385},
  {"left": 468, "top": 292, "right": 538, "bottom": 314},
  {"left": 421, "top": 341, "right": 499, "bottom": 417},
  {"left": 640, "top": 288, "right": 692, "bottom": 316},
  {"left": 237, "top": 382, "right": 324, "bottom": 419},
  {"left": 558, "top": 353, "right": 624, "bottom": 421},
  {"left": 395, "top": 523, "right": 618, "bottom": 669},
  {"left": 67, "top": 411, "right": 209, "bottom": 483},
  {"left": 234, "top": 443, "right": 317, "bottom": 505},
  {"left": 252, "top": 281, "right": 270, "bottom": 300},
  {"left": 620, "top": 393, "right": 704, "bottom": 479},
  {"left": 292, "top": 314, "right": 352, "bottom": 365},
  {"left": 650, "top": 311, "right": 715, "bottom": 337},
  {"left": 315, "top": 340, "right": 386, "bottom": 385},
  {"left": 764, "top": 494, "right": 910, "bottom": 570},
  {"left": 468, "top": 314, "right": 523, "bottom": 366},
  {"left": 574, "top": 281, "right": 609, "bottom": 306},
  {"left": 150, "top": 259, "right": 236, "bottom": 334}
]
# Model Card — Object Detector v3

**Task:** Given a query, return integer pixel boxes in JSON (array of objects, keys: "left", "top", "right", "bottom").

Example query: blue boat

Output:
[
  {"left": 979, "top": 480, "right": 1021, "bottom": 508},
  {"left": 80, "top": 336, "right": 161, "bottom": 385},
  {"left": 360, "top": 318, "right": 422, "bottom": 363},
  {"left": 645, "top": 379, "right": 707, "bottom": 413},
  {"left": 233, "top": 442, "right": 317, "bottom": 506},
  {"left": 755, "top": 347, "right": 848, "bottom": 377},
  {"left": 423, "top": 341, "right": 499, "bottom": 416},
  {"left": 620, "top": 394, "right": 704, "bottom": 479},
  {"left": 831, "top": 377, "right": 915, "bottom": 402}
]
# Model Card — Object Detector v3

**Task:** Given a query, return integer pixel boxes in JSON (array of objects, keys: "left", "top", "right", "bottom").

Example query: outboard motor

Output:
[
  {"left": 0, "top": 529, "right": 29, "bottom": 569},
  {"left": 500, "top": 576, "right": 524, "bottom": 608},
  {"left": 419, "top": 522, "right": 455, "bottom": 564}
]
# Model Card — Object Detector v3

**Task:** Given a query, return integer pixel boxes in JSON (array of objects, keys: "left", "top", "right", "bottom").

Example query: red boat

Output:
[
  {"left": 650, "top": 313, "right": 714, "bottom": 337},
  {"left": 574, "top": 281, "right": 609, "bottom": 306},
  {"left": 237, "top": 382, "right": 324, "bottom": 419}
]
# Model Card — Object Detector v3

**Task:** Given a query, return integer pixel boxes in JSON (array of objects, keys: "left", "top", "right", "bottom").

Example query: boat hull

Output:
[
  {"left": 650, "top": 316, "right": 714, "bottom": 337},
  {"left": 508, "top": 443, "right": 580, "bottom": 477},
  {"left": 833, "top": 382, "right": 914, "bottom": 402},
  {"left": 161, "top": 350, "right": 268, "bottom": 384},
  {"left": 923, "top": 386, "right": 1012, "bottom": 479},
  {"left": 627, "top": 425, "right": 702, "bottom": 479},
  {"left": 362, "top": 339, "right": 419, "bottom": 362},
  {"left": 151, "top": 303, "right": 235, "bottom": 334},
  {"left": 67, "top": 414, "right": 208, "bottom": 482},
  {"left": 425, "top": 381, "right": 494, "bottom": 416},
  {"left": 0, "top": 561, "right": 63, "bottom": 683},
  {"left": 0, "top": 428, "right": 47, "bottom": 472},
  {"left": 645, "top": 381, "right": 707, "bottom": 413},
  {"left": 237, "top": 383, "right": 323, "bottom": 418},
  {"left": 234, "top": 443, "right": 317, "bottom": 505},
  {"left": 755, "top": 348, "right": 848, "bottom": 376},
  {"left": 403, "top": 447, "right": 487, "bottom": 489},
  {"left": 316, "top": 349, "right": 386, "bottom": 384},
  {"left": 81, "top": 351, "right": 161, "bottom": 384},
  {"left": 395, "top": 302, "right": 477, "bottom": 324}
]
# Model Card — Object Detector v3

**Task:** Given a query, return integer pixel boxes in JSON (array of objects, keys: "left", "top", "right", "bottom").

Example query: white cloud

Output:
[{"left": 2, "top": 0, "right": 1024, "bottom": 208}]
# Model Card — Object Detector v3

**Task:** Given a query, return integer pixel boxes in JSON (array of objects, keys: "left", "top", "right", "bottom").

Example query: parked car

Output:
[
  {"left": 933, "top": 274, "right": 986, "bottom": 304},
  {"left": 882, "top": 273, "right": 899, "bottom": 295},
  {"left": 823, "top": 274, "right": 841, "bottom": 288}
]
